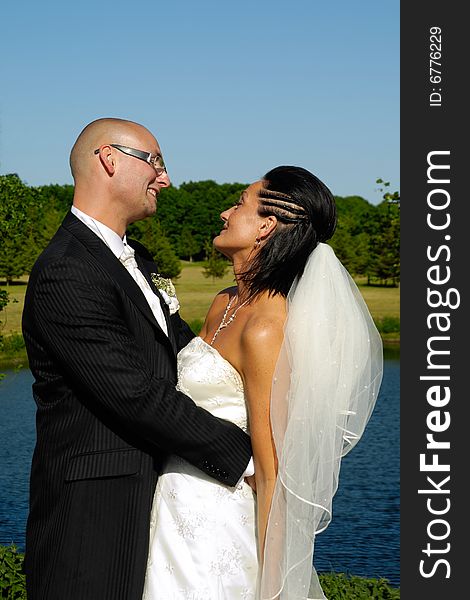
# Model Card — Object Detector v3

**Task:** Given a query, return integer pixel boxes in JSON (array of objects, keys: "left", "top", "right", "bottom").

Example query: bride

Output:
[{"left": 143, "top": 166, "right": 383, "bottom": 599}]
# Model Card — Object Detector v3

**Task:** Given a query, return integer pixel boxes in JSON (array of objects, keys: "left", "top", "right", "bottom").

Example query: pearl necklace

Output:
[{"left": 210, "top": 294, "right": 249, "bottom": 345}]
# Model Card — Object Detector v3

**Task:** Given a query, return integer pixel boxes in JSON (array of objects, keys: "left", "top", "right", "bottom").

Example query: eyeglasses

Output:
[{"left": 94, "top": 144, "right": 167, "bottom": 176}]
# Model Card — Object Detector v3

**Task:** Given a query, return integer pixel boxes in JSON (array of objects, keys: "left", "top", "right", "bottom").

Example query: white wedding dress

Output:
[{"left": 143, "top": 336, "right": 259, "bottom": 600}]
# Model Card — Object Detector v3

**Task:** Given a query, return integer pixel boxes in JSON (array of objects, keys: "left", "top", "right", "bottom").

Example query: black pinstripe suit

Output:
[{"left": 21, "top": 212, "right": 252, "bottom": 599}]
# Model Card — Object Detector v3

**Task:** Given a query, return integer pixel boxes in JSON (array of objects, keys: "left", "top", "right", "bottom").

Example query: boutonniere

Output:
[{"left": 150, "top": 273, "right": 180, "bottom": 315}]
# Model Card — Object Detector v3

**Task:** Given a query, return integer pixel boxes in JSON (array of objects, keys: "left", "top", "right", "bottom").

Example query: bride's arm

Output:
[{"left": 240, "top": 318, "right": 283, "bottom": 561}]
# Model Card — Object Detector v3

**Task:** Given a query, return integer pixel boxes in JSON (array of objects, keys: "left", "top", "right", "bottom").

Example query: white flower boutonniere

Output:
[{"left": 150, "top": 273, "right": 180, "bottom": 315}]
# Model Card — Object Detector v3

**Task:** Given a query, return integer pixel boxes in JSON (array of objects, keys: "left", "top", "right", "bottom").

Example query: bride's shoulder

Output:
[{"left": 241, "top": 294, "right": 286, "bottom": 348}]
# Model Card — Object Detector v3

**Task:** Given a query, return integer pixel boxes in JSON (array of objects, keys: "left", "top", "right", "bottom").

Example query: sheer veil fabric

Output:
[{"left": 260, "top": 243, "right": 383, "bottom": 600}]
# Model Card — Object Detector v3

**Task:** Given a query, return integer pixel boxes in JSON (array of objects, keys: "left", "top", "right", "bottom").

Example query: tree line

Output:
[{"left": 0, "top": 173, "right": 399, "bottom": 285}]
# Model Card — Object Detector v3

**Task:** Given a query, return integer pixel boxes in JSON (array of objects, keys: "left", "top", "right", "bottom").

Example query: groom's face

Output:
[{"left": 118, "top": 129, "right": 171, "bottom": 224}]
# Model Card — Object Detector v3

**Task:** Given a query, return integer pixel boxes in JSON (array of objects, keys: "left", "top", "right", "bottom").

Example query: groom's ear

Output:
[
  {"left": 258, "top": 215, "right": 278, "bottom": 241},
  {"left": 95, "top": 145, "right": 116, "bottom": 176}
]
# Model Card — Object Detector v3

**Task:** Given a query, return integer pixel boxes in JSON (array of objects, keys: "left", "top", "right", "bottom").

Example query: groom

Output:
[{"left": 21, "top": 118, "right": 253, "bottom": 600}]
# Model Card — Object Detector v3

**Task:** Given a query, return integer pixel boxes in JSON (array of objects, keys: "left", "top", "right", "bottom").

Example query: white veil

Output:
[{"left": 259, "top": 243, "right": 384, "bottom": 600}]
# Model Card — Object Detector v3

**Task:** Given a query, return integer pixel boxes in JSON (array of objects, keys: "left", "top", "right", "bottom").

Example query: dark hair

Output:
[{"left": 241, "top": 165, "right": 337, "bottom": 298}]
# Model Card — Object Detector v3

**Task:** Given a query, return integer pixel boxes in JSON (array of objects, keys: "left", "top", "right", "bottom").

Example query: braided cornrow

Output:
[{"left": 258, "top": 189, "right": 309, "bottom": 224}]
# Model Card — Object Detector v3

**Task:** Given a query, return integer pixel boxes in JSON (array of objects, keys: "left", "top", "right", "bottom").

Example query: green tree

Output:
[
  {"left": 0, "top": 174, "right": 29, "bottom": 237},
  {"left": 0, "top": 176, "right": 71, "bottom": 284},
  {"left": 0, "top": 174, "right": 39, "bottom": 283},
  {"left": 368, "top": 202, "right": 400, "bottom": 285},
  {"left": 202, "top": 240, "right": 229, "bottom": 282},
  {"left": 154, "top": 185, "right": 196, "bottom": 254},
  {"left": 177, "top": 226, "right": 200, "bottom": 261},
  {"left": 330, "top": 195, "right": 374, "bottom": 277},
  {"left": 157, "top": 181, "right": 245, "bottom": 260},
  {"left": 35, "top": 184, "right": 74, "bottom": 214},
  {"left": 128, "top": 219, "right": 181, "bottom": 279},
  {"left": 367, "top": 180, "right": 400, "bottom": 285},
  {"left": 376, "top": 178, "right": 400, "bottom": 207},
  {"left": 33, "top": 184, "right": 71, "bottom": 245}
]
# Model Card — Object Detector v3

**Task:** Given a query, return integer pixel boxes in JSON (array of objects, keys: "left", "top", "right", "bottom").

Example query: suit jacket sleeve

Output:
[
  {"left": 171, "top": 312, "right": 196, "bottom": 352},
  {"left": 29, "top": 256, "right": 251, "bottom": 487}
]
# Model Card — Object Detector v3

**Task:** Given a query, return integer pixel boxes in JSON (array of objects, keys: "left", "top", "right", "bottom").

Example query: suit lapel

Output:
[
  {"left": 61, "top": 212, "right": 175, "bottom": 354},
  {"left": 132, "top": 250, "right": 178, "bottom": 354}
]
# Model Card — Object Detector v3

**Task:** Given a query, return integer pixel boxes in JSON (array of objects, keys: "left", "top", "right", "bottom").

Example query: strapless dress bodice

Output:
[{"left": 176, "top": 336, "right": 249, "bottom": 432}]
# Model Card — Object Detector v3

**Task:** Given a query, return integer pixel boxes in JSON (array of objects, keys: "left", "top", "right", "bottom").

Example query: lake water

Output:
[{"left": 0, "top": 354, "right": 399, "bottom": 587}]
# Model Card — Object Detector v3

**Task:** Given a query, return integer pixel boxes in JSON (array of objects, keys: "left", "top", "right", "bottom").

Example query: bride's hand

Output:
[{"left": 245, "top": 474, "right": 257, "bottom": 493}]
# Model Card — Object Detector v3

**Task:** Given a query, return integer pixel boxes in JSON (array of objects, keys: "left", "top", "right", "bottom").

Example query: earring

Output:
[{"left": 255, "top": 238, "right": 261, "bottom": 248}]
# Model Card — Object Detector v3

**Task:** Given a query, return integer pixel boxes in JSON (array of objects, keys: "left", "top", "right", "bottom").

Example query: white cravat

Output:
[{"left": 119, "top": 244, "right": 168, "bottom": 336}]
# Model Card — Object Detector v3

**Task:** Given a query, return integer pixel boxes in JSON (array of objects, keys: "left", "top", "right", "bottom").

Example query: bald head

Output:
[
  {"left": 69, "top": 118, "right": 154, "bottom": 181},
  {"left": 69, "top": 117, "right": 170, "bottom": 236}
]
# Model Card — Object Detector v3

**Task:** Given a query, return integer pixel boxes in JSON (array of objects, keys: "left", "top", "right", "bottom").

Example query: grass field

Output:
[{"left": 1, "top": 263, "right": 400, "bottom": 338}]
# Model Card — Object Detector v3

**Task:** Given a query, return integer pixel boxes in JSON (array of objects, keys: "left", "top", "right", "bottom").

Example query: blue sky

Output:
[{"left": 1, "top": 0, "right": 399, "bottom": 204}]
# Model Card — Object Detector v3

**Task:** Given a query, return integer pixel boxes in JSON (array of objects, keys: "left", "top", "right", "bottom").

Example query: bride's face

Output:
[{"left": 213, "top": 180, "right": 266, "bottom": 260}]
